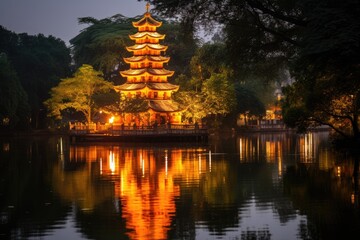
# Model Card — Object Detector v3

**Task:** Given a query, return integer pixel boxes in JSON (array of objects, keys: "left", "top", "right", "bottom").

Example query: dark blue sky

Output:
[{"left": 0, "top": 0, "right": 146, "bottom": 45}]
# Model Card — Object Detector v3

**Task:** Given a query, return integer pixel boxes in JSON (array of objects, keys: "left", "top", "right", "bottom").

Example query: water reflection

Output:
[
  {"left": 53, "top": 143, "right": 214, "bottom": 239},
  {"left": 1, "top": 132, "right": 360, "bottom": 239}
]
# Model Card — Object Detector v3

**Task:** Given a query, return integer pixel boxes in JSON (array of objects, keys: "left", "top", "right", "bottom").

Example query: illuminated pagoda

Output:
[{"left": 114, "top": 3, "right": 181, "bottom": 126}]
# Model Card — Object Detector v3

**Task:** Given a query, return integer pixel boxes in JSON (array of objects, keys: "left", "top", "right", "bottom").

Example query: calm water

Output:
[{"left": 1, "top": 131, "right": 360, "bottom": 240}]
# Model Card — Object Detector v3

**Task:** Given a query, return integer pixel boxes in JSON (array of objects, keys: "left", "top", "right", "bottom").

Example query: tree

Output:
[
  {"left": 70, "top": 14, "right": 199, "bottom": 82},
  {"left": 44, "top": 64, "right": 115, "bottom": 124},
  {"left": 0, "top": 53, "right": 30, "bottom": 129},
  {"left": 149, "top": 0, "right": 360, "bottom": 143},
  {"left": 174, "top": 73, "right": 236, "bottom": 124},
  {"left": 234, "top": 84, "right": 265, "bottom": 117},
  {"left": 70, "top": 15, "right": 134, "bottom": 82},
  {"left": 282, "top": 0, "right": 360, "bottom": 141},
  {"left": 145, "top": 0, "right": 305, "bottom": 77},
  {"left": 202, "top": 73, "right": 236, "bottom": 116},
  {"left": 0, "top": 26, "right": 72, "bottom": 129}
]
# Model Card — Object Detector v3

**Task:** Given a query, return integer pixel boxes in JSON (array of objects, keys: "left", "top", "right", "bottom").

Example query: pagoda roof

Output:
[
  {"left": 120, "top": 68, "right": 174, "bottom": 77},
  {"left": 149, "top": 100, "right": 181, "bottom": 112},
  {"left": 114, "top": 82, "right": 179, "bottom": 91},
  {"left": 127, "top": 43, "right": 167, "bottom": 51},
  {"left": 130, "top": 31, "right": 165, "bottom": 40},
  {"left": 124, "top": 55, "right": 170, "bottom": 63},
  {"left": 133, "top": 12, "right": 162, "bottom": 28}
]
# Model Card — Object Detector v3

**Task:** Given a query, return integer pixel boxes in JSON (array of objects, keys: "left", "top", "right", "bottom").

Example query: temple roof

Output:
[
  {"left": 149, "top": 100, "right": 181, "bottom": 112},
  {"left": 124, "top": 55, "right": 170, "bottom": 63},
  {"left": 114, "top": 82, "right": 179, "bottom": 91},
  {"left": 133, "top": 12, "right": 162, "bottom": 28},
  {"left": 120, "top": 68, "right": 174, "bottom": 77},
  {"left": 126, "top": 43, "right": 167, "bottom": 51},
  {"left": 130, "top": 32, "right": 165, "bottom": 40}
]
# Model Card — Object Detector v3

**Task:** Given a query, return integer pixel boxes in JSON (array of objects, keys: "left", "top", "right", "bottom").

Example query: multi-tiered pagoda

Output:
[{"left": 114, "top": 3, "right": 181, "bottom": 126}]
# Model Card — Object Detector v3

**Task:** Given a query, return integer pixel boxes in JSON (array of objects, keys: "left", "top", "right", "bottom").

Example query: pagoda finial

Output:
[{"left": 146, "top": 2, "right": 150, "bottom": 13}]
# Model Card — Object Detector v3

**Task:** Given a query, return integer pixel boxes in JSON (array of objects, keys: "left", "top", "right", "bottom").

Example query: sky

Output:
[{"left": 0, "top": 0, "right": 147, "bottom": 45}]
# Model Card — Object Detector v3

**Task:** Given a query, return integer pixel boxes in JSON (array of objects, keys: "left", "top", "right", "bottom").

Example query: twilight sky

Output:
[{"left": 0, "top": 0, "right": 147, "bottom": 45}]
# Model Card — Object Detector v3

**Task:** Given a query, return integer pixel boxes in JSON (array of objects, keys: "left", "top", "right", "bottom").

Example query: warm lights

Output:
[{"left": 109, "top": 116, "right": 114, "bottom": 124}]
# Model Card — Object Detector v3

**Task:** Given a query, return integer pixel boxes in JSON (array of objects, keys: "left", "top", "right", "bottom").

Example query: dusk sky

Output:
[{"left": 0, "top": 0, "right": 147, "bottom": 45}]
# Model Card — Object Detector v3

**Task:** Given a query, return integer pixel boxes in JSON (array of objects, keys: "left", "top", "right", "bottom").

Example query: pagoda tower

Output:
[{"left": 114, "top": 3, "right": 182, "bottom": 126}]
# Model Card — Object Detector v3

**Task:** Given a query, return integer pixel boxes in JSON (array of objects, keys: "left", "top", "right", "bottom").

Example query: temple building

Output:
[{"left": 113, "top": 3, "right": 182, "bottom": 126}]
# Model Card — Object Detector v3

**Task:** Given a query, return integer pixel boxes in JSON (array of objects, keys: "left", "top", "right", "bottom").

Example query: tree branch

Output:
[{"left": 246, "top": 0, "right": 307, "bottom": 27}]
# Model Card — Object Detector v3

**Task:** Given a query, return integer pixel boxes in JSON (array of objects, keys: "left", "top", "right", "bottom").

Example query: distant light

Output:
[{"left": 109, "top": 116, "right": 115, "bottom": 124}]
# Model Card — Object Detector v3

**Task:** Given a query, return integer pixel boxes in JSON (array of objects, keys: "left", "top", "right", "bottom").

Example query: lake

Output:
[{"left": 1, "top": 131, "right": 360, "bottom": 240}]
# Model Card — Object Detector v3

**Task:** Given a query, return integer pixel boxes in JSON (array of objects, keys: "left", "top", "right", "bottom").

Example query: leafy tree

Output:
[
  {"left": 234, "top": 84, "right": 265, "bottom": 117},
  {"left": 0, "top": 53, "right": 30, "bottom": 129},
  {"left": 44, "top": 64, "right": 115, "bottom": 124},
  {"left": 145, "top": 0, "right": 305, "bottom": 79},
  {"left": 149, "top": 0, "right": 360, "bottom": 144},
  {"left": 0, "top": 26, "right": 71, "bottom": 129},
  {"left": 70, "top": 15, "right": 134, "bottom": 82},
  {"left": 70, "top": 14, "right": 199, "bottom": 82},
  {"left": 202, "top": 73, "right": 236, "bottom": 116},
  {"left": 173, "top": 91, "right": 207, "bottom": 123},
  {"left": 174, "top": 73, "right": 236, "bottom": 124},
  {"left": 282, "top": 0, "right": 360, "bottom": 141}
]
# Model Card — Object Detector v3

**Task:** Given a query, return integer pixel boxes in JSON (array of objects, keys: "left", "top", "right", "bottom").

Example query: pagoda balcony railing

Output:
[{"left": 69, "top": 123, "right": 207, "bottom": 136}]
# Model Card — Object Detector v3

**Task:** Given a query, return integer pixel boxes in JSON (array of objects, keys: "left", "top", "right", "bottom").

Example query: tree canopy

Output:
[
  {"left": 70, "top": 13, "right": 199, "bottom": 82},
  {"left": 0, "top": 26, "right": 71, "bottom": 129},
  {"left": 147, "top": 0, "right": 360, "bottom": 141},
  {"left": 0, "top": 53, "right": 30, "bottom": 129},
  {"left": 282, "top": 0, "right": 360, "bottom": 140},
  {"left": 44, "top": 64, "right": 115, "bottom": 124}
]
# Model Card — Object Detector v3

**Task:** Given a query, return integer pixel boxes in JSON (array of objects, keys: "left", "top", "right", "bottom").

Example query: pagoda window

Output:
[
  {"left": 133, "top": 77, "right": 136, "bottom": 82},
  {"left": 136, "top": 91, "right": 141, "bottom": 97},
  {"left": 154, "top": 92, "right": 158, "bottom": 99},
  {"left": 163, "top": 92, "right": 167, "bottom": 99},
  {"left": 149, "top": 76, "right": 153, "bottom": 81},
  {"left": 149, "top": 62, "right": 152, "bottom": 68},
  {"left": 141, "top": 76, "right": 145, "bottom": 81},
  {"left": 148, "top": 92, "right": 153, "bottom": 98},
  {"left": 141, "top": 63, "right": 145, "bottom": 68}
]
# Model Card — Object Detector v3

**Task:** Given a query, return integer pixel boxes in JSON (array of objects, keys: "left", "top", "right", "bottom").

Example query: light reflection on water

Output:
[{"left": 1, "top": 131, "right": 360, "bottom": 240}]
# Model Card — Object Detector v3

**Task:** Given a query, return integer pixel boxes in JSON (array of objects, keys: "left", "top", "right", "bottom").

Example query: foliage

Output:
[
  {"left": 70, "top": 15, "right": 134, "bottom": 82},
  {"left": 282, "top": 0, "right": 360, "bottom": 140},
  {"left": 234, "top": 84, "right": 265, "bottom": 117},
  {"left": 174, "top": 73, "right": 236, "bottom": 123},
  {"left": 202, "top": 73, "right": 236, "bottom": 115},
  {"left": 44, "top": 64, "right": 115, "bottom": 124},
  {"left": 146, "top": 0, "right": 305, "bottom": 80},
  {"left": 0, "top": 26, "right": 71, "bottom": 129},
  {"left": 173, "top": 91, "right": 207, "bottom": 123},
  {"left": 0, "top": 53, "right": 30, "bottom": 129},
  {"left": 148, "top": 0, "right": 360, "bottom": 143},
  {"left": 70, "top": 14, "right": 199, "bottom": 82}
]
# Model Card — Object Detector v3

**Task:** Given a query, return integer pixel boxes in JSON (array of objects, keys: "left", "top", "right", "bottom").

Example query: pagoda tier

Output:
[
  {"left": 124, "top": 55, "right": 170, "bottom": 64},
  {"left": 113, "top": 4, "right": 182, "bottom": 125},
  {"left": 130, "top": 32, "right": 165, "bottom": 43},
  {"left": 114, "top": 82, "right": 179, "bottom": 92},
  {"left": 133, "top": 12, "right": 162, "bottom": 29},
  {"left": 126, "top": 43, "right": 167, "bottom": 52},
  {"left": 120, "top": 68, "right": 174, "bottom": 77}
]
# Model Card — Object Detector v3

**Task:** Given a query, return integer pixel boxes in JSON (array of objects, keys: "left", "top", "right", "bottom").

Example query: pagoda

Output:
[{"left": 114, "top": 3, "right": 182, "bottom": 126}]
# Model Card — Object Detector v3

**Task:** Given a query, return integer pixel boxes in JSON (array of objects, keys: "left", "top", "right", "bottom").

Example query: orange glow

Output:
[
  {"left": 113, "top": 5, "right": 181, "bottom": 126},
  {"left": 54, "top": 145, "right": 210, "bottom": 239},
  {"left": 109, "top": 116, "right": 114, "bottom": 124}
]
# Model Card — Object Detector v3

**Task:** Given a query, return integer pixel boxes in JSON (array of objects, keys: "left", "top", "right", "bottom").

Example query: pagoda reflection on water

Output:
[{"left": 114, "top": 3, "right": 182, "bottom": 126}]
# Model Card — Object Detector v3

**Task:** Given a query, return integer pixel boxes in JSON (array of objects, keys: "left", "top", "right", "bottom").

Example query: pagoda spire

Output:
[{"left": 146, "top": 2, "right": 150, "bottom": 13}]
